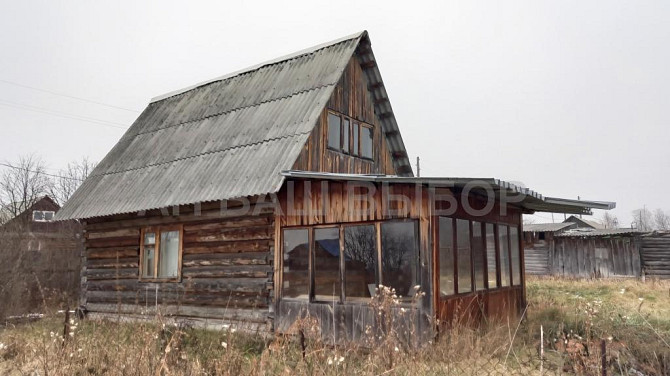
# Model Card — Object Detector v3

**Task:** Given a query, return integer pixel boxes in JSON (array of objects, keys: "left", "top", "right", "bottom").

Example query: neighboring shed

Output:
[
  {"left": 55, "top": 31, "right": 615, "bottom": 342},
  {"left": 564, "top": 215, "right": 605, "bottom": 229},
  {"left": 523, "top": 222, "right": 576, "bottom": 275},
  {"left": 0, "top": 196, "right": 82, "bottom": 314},
  {"left": 640, "top": 232, "right": 670, "bottom": 279}
]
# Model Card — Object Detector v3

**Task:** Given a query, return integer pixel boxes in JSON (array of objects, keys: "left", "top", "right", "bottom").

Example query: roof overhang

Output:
[{"left": 280, "top": 170, "right": 615, "bottom": 215}]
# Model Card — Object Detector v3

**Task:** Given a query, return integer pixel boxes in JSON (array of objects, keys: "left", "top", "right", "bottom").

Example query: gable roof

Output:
[
  {"left": 57, "top": 31, "right": 412, "bottom": 220},
  {"left": 563, "top": 215, "right": 605, "bottom": 229},
  {"left": 523, "top": 222, "right": 576, "bottom": 233}
]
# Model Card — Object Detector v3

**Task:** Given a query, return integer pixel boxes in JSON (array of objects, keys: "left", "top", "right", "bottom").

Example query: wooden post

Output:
[{"left": 601, "top": 338, "right": 607, "bottom": 376}]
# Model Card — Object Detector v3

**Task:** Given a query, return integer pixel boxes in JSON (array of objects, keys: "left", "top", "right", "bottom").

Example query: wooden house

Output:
[{"left": 56, "top": 31, "right": 614, "bottom": 341}]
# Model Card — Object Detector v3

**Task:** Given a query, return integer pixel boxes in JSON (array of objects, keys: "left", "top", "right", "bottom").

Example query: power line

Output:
[
  {"left": 0, "top": 78, "right": 140, "bottom": 113},
  {"left": 0, "top": 162, "right": 85, "bottom": 182},
  {"left": 0, "top": 99, "right": 129, "bottom": 129}
]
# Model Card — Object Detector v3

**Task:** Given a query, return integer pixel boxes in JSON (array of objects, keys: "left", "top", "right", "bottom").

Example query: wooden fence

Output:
[
  {"left": 640, "top": 233, "right": 670, "bottom": 279},
  {"left": 525, "top": 235, "right": 642, "bottom": 278}
]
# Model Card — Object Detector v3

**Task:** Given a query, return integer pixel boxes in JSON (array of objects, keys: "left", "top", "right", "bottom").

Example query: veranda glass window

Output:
[
  {"left": 486, "top": 223, "right": 498, "bottom": 288},
  {"left": 282, "top": 229, "right": 310, "bottom": 299},
  {"left": 472, "top": 221, "right": 486, "bottom": 291},
  {"left": 439, "top": 217, "right": 455, "bottom": 296},
  {"left": 313, "top": 227, "right": 341, "bottom": 301},
  {"left": 343, "top": 224, "right": 377, "bottom": 300},
  {"left": 510, "top": 227, "right": 521, "bottom": 286},
  {"left": 456, "top": 219, "right": 472, "bottom": 294},
  {"left": 381, "top": 221, "right": 419, "bottom": 298},
  {"left": 342, "top": 118, "right": 350, "bottom": 154},
  {"left": 328, "top": 113, "right": 341, "bottom": 150},
  {"left": 352, "top": 123, "right": 360, "bottom": 156},
  {"left": 499, "top": 225, "right": 511, "bottom": 287},
  {"left": 361, "top": 126, "right": 373, "bottom": 159}
]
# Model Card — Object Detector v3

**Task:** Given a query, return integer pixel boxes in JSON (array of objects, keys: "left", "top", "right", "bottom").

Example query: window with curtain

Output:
[
  {"left": 456, "top": 219, "right": 472, "bottom": 294},
  {"left": 499, "top": 225, "right": 511, "bottom": 287},
  {"left": 313, "top": 227, "right": 341, "bottom": 301},
  {"left": 140, "top": 226, "right": 182, "bottom": 281},
  {"left": 439, "top": 217, "right": 455, "bottom": 296},
  {"left": 381, "top": 221, "right": 419, "bottom": 298},
  {"left": 282, "top": 229, "right": 310, "bottom": 299}
]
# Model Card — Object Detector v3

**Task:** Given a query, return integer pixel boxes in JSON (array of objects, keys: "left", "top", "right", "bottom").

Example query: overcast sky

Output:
[{"left": 1, "top": 0, "right": 668, "bottom": 226}]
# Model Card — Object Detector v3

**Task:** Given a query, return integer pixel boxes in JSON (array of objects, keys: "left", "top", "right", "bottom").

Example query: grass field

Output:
[{"left": 1, "top": 277, "right": 669, "bottom": 375}]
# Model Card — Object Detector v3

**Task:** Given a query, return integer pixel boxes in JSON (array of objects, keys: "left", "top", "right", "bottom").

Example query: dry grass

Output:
[{"left": 1, "top": 277, "right": 669, "bottom": 375}]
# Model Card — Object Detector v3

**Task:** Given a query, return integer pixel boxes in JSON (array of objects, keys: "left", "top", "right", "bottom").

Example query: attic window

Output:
[
  {"left": 140, "top": 226, "right": 183, "bottom": 282},
  {"left": 33, "top": 210, "right": 55, "bottom": 222},
  {"left": 327, "top": 111, "right": 373, "bottom": 159}
]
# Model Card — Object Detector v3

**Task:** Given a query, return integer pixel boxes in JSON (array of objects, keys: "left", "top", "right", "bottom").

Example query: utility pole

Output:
[
  {"left": 578, "top": 196, "right": 582, "bottom": 218},
  {"left": 416, "top": 156, "right": 420, "bottom": 177}
]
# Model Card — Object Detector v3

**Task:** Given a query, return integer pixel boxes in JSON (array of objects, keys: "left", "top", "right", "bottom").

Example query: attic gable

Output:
[{"left": 57, "top": 31, "right": 411, "bottom": 220}]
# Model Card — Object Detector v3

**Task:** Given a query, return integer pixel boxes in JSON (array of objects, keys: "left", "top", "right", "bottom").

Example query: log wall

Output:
[
  {"left": 82, "top": 201, "right": 275, "bottom": 331},
  {"left": 641, "top": 233, "right": 670, "bottom": 279}
]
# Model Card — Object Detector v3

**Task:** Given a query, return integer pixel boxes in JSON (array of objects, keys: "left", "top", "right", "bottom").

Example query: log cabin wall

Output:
[
  {"left": 274, "top": 179, "right": 434, "bottom": 344},
  {"left": 291, "top": 54, "right": 397, "bottom": 175},
  {"left": 81, "top": 200, "right": 275, "bottom": 331}
]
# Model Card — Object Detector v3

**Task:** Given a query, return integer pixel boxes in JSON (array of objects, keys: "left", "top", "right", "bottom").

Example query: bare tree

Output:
[
  {"left": 49, "top": 157, "right": 95, "bottom": 206},
  {"left": 632, "top": 207, "right": 654, "bottom": 231},
  {"left": 601, "top": 212, "right": 619, "bottom": 229},
  {"left": 653, "top": 209, "right": 670, "bottom": 231},
  {"left": 0, "top": 155, "right": 52, "bottom": 223}
]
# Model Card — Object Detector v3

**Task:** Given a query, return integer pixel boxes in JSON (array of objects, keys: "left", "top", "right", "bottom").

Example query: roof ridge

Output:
[
  {"left": 132, "top": 83, "right": 337, "bottom": 138},
  {"left": 90, "top": 131, "right": 312, "bottom": 178},
  {"left": 150, "top": 31, "right": 366, "bottom": 103}
]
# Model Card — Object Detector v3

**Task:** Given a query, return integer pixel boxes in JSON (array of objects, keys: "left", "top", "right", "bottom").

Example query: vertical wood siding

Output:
[{"left": 291, "top": 54, "right": 397, "bottom": 175}]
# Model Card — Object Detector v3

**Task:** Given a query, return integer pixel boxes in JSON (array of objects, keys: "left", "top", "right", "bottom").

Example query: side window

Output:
[
  {"left": 472, "top": 221, "right": 486, "bottom": 291},
  {"left": 140, "top": 226, "right": 183, "bottom": 281},
  {"left": 32, "top": 211, "right": 45, "bottom": 222},
  {"left": 343, "top": 224, "right": 377, "bottom": 300},
  {"left": 381, "top": 221, "right": 419, "bottom": 298},
  {"left": 352, "top": 123, "right": 360, "bottom": 156},
  {"left": 439, "top": 217, "right": 455, "bottom": 296},
  {"left": 342, "top": 118, "right": 350, "bottom": 154},
  {"left": 327, "top": 113, "right": 341, "bottom": 150},
  {"left": 282, "top": 229, "right": 310, "bottom": 299},
  {"left": 510, "top": 227, "right": 521, "bottom": 286},
  {"left": 361, "top": 125, "right": 373, "bottom": 159},
  {"left": 313, "top": 227, "right": 341, "bottom": 301},
  {"left": 499, "top": 225, "right": 511, "bottom": 287},
  {"left": 456, "top": 219, "right": 472, "bottom": 294},
  {"left": 486, "top": 223, "right": 498, "bottom": 288}
]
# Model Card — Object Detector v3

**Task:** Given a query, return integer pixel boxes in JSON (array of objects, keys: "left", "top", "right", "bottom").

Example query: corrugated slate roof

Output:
[
  {"left": 57, "top": 31, "right": 412, "bottom": 220},
  {"left": 523, "top": 222, "right": 576, "bottom": 233},
  {"left": 556, "top": 228, "right": 643, "bottom": 237}
]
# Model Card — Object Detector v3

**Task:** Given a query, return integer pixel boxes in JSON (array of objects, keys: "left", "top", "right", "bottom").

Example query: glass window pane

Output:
[
  {"left": 283, "top": 229, "right": 310, "bottom": 299},
  {"left": 456, "top": 219, "right": 472, "bottom": 294},
  {"left": 343, "top": 225, "right": 377, "bottom": 300},
  {"left": 314, "top": 227, "right": 341, "bottom": 301},
  {"left": 510, "top": 227, "right": 521, "bottom": 286},
  {"left": 44, "top": 211, "right": 54, "bottom": 221},
  {"left": 381, "top": 221, "right": 418, "bottom": 298},
  {"left": 158, "top": 231, "right": 180, "bottom": 278},
  {"left": 144, "top": 232, "right": 156, "bottom": 245},
  {"left": 361, "top": 126, "right": 373, "bottom": 159},
  {"left": 328, "top": 113, "right": 341, "bottom": 150},
  {"left": 352, "top": 123, "right": 359, "bottom": 156},
  {"left": 486, "top": 224, "right": 498, "bottom": 288},
  {"left": 472, "top": 222, "right": 486, "bottom": 291},
  {"left": 33, "top": 211, "right": 44, "bottom": 221},
  {"left": 342, "top": 119, "right": 350, "bottom": 153},
  {"left": 439, "top": 217, "right": 454, "bottom": 296},
  {"left": 499, "top": 225, "right": 511, "bottom": 287},
  {"left": 143, "top": 246, "right": 155, "bottom": 278}
]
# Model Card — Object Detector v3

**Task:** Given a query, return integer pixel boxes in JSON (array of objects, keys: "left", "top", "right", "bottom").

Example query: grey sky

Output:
[{"left": 1, "top": 0, "right": 668, "bottom": 226}]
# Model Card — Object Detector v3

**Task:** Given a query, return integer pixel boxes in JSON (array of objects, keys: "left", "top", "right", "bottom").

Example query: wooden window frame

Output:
[
  {"left": 326, "top": 110, "right": 373, "bottom": 160},
  {"left": 139, "top": 225, "right": 184, "bottom": 283}
]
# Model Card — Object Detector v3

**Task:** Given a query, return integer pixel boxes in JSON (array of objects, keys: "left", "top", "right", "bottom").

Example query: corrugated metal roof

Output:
[
  {"left": 280, "top": 170, "right": 616, "bottom": 215},
  {"left": 57, "top": 31, "right": 413, "bottom": 220},
  {"left": 523, "top": 222, "right": 576, "bottom": 233},
  {"left": 556, "top": 228, "right": 643, "bottom": 237}
]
